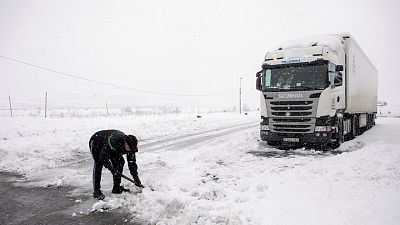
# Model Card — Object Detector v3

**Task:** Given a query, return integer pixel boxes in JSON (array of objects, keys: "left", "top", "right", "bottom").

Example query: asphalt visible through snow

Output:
[{"left": 0, "top": 172, "right": 141, "bottom": 225}]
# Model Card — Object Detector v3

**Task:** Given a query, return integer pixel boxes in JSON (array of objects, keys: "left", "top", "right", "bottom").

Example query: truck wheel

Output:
[
  {"left": 366, "top": 114, "right": 371, "bottom": 130},
  {"left": 335, "top": 118, "right": 344, "bottom": 147},
  {"left": 332, "top": 140, "right": 340, "bottom": 149},
  {"left": 367, "top": 114, "right": 374, "bottom": 130},
  {"left": 349, "top": 116, "right": 357, "bottom": 140}
]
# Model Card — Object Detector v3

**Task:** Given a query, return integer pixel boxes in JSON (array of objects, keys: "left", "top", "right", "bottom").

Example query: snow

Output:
[
  {"left": 276, "top": 34, "right": 344, "bottom": 53},
  {"left": 0, "top": 112, "right": 256, "bottom": 176},
  {"left": 92, "top": 199, "right": 123, "bottom": 212},
  {"left": 1, "top": 111, "right": 400, "bottom": 225},
  {"left": 378, "top": 104, "right": 400, "bottom": 117}
]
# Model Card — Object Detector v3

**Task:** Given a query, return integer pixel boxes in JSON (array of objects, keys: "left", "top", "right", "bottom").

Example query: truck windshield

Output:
[{"left": 263, "top": 64, "right": 328, "bottom": 92}]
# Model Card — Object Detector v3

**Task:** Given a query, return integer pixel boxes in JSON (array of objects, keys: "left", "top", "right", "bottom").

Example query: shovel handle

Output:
[{"left": 121, "top": 174, "right": 144, "bottom": 188}]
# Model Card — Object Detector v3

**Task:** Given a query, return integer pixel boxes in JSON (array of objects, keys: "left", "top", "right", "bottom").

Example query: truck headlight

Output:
[
  {"left": 315, "top": 126, "right": 332, "bottom": 132},
  {"left": 261, "top": 125, "right": 269, "bottom": 131}
]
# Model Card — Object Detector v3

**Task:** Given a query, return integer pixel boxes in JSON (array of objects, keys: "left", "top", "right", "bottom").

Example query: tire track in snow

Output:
[
  {"left": 139, "top": 121, "right": 259, "bottom": 152},
  {"left": 58, "top": 121, "right": 259, "bottom": 169}
]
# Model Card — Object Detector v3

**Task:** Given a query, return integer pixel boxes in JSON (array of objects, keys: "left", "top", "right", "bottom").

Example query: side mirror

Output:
[
  {"left": 256, "top": 70, "right": 263, "bottom": 91},
  {"left": 335, "top": 65, "right": 344, "bottom": 72},
  {"left": 334, "top": 72, "right": 343, "bottom": 86},
  {"left": 256, "top": 76, "right": 262, "bottom": 91}
]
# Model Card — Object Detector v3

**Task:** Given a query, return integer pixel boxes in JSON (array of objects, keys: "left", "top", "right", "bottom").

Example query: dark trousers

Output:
[{"left": 89, "top": 140, "right": 125, "bottom": 191}]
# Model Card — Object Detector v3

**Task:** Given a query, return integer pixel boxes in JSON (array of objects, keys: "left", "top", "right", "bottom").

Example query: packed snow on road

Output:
[{"left": 0, "top": 111, "right": 399, "bottom": 225}]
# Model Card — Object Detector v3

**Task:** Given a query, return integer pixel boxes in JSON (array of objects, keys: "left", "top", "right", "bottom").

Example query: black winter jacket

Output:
[{"left": 90, "top": 130, "right": 138, "bottom": 177}]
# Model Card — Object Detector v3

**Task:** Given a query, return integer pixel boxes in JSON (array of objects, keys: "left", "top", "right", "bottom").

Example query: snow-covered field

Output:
[
  {"left": 378, "top": 105, "right": 400, "bottom": 117},
  {"left": 1, "top": 112, "right": 400, "bottom": 225}
]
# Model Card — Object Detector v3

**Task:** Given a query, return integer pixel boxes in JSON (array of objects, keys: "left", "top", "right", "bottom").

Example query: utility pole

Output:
[
  {"left": 239, "top": 77, "right": 242, "bottom": 114},
  {"left": 8, "top": 96, "right": 12, "bottom": 117},
  {"left": 106, "top": 101, "right": 109, "bottom": 116},
  {"left": 44, "top": 92, "right": 48, "bottom": 118}
]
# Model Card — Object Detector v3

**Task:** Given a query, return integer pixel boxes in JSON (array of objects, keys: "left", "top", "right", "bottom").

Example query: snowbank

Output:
[
  {"left": 0, "top": 112, "right": 258, "bottom": 176},
  {"left": 1, "top": 112, "right": 399, "bottom": 225}
]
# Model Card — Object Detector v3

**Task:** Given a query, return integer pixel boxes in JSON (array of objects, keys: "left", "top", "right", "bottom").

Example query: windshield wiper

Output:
[
  {"left": 264, "top": 87, "right": 281, "bottom": 92},
  {"left": 290, "top": 86, "right": 325, "bottom": 91},
  {"left": 265, "top": 86, "right": 322, "bottom": 92},
  {"left": 291, "top": 86, "right": 314, "bottom": 91}
]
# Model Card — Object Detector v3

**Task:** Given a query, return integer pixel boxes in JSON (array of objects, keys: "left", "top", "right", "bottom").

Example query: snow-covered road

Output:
[
  {"left": 0, "top": 113, "right": 399, "bottom": 225},
  {"left": 140, "top": 121, "right": 258, "bottom": 152}
]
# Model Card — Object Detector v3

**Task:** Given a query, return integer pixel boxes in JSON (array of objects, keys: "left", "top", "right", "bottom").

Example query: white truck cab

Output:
[{"left": 256, "top": 34, "right": 377, "bottom": 148}]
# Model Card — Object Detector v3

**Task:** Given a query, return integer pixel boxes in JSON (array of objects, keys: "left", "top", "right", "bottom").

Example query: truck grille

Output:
[
  {"left": 270, "top": 101, "right": 313, "bottom": 105},
  {"left": 271, "top": 106, "right": 312, "bottom": 111},
  {"left": 272, "top": 118, "right": 312, "bottom": 123},
  {"left": 272, "top": 112, "right": 312, "bottom": 116},
  {"left": 267, "top": 100, "right": 317, "bottom": 134}
]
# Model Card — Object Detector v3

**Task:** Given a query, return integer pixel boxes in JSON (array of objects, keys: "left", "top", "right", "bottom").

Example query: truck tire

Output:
[
  {"left": 335, "top": 118, "right": 344, "bottom": 148},
  {"left": 349, "top": 115, "right": 357, "bottom": 140}
]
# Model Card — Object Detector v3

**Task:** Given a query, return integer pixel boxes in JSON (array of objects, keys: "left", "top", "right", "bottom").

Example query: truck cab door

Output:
[{"left": 329, "top": 68, "right": 345, "bottom": 111}]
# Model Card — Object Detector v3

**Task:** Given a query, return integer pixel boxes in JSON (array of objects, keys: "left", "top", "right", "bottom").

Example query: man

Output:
[{"left": 89, "top": 129, "right": 143, "bottom": 200}]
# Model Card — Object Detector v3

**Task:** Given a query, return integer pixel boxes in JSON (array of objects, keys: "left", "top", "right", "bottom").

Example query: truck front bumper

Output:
[{"left": 260, "top": 130, "right": 336, "bottom": 144}]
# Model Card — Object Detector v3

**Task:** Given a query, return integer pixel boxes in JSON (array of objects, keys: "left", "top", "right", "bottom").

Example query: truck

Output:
[{"left": 255, "top": 33, "right": 378, "bottom": 148}]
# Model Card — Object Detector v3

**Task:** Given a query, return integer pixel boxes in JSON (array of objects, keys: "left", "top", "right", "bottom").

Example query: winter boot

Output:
[
  {"left": 93, "top": 190, "right": 105, "bottom": 200},
  {"left": 112, "top": 185, "right": 130, "bottom": 194}
]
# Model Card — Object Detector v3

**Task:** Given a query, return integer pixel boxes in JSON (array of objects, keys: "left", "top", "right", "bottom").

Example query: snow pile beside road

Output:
[
  {"left": 0, "top": 112, "right": 258, "bottom": 176},
  {"left": 1, "top": 113, "right": 399, "bottom": 225},
  {"left": 107, "top": 118, "right": 399, "bottom": 225}
]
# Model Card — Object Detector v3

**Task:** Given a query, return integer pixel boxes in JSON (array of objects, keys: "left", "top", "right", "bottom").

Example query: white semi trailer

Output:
[{"left": 255, "top": 34, "right": 377, "bottom": 148}]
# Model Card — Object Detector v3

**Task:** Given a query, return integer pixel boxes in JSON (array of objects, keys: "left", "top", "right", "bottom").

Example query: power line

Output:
[
  {"left": 6, "top": 97, "right": 96, "bottom": 105},
  {"left": 0, "top": 55, "right": 236, "bottom": 97}
]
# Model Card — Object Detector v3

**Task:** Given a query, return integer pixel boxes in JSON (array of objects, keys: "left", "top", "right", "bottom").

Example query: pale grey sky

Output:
[{"left": 1, "top": 0, "right": 399, "bottom": 110}]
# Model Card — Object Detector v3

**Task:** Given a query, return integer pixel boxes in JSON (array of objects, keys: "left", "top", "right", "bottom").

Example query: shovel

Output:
[{"left": 121, "top": 174, "right": 145, "bottom": 188}]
